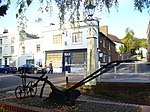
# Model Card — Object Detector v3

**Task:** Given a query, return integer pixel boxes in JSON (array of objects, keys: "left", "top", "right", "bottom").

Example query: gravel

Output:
[{"left": 1, "top": 93, "right": 142, "bottom": 112}]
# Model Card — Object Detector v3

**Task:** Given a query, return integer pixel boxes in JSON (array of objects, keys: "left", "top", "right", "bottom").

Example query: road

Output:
[
  {"left": 1, "top": 61, "right": 150, "bottom": 93},
  {"left": 0, "top": 73, "right": 67, "bottom": 93},
  {"left": 0, "top": 73, "right": 84, "bottom": 93}
]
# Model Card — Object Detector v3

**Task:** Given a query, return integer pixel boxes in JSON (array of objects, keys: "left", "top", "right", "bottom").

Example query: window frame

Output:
[
  {"left": 53, "top": 34, "right": 62, "bottom": 44},
  {"left": 72, "top": 32, "right": 82, "bottom": 43},
  {"left": 36, "top": 44, "right": 40, "bottom": 52}
]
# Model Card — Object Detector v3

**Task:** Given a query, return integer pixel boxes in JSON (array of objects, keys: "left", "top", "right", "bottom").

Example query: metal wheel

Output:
[
  {"left": 27, "top": 81, "right": 37, "bottom": 97},
  {"left": 15, "top": 86, "right": 26, "bottom": 99}
]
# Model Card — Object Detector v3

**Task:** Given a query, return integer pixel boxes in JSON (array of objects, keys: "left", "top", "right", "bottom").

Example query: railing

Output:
[
  {"left": 65, "top": 64, "right": 87, "bottom": 75},
  {"left": 65, "top": 61, "right": 150, "bottom": 83},
  {"left": 99, "top": 62, "right": 150, "bottom": 82}
]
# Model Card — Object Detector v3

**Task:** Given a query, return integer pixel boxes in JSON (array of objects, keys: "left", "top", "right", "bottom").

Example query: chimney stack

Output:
[
  {"left": 100, "top": 25, "right": 108, "bottom": 37},
  {"left": 3, "top": 29, "right": 8, "bottom": 33}
]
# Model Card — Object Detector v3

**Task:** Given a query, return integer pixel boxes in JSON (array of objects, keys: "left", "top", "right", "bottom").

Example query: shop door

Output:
[{"left": 63, "top": 52, "right": 71, "bottom": 73}]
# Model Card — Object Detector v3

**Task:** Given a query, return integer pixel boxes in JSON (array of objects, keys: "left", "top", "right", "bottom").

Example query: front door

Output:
[
  {"left": 4, "top": 58, "right": 7, "bottom": 65},
  {"left": 63, "top": 52, "right": 71, "bottom": 73}
]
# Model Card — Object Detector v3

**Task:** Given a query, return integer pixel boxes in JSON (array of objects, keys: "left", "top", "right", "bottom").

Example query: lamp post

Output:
[
  {"left": 85, "top": 1, "right": 96, "bottom": 19},
  {"left": 85, "top": 1, "right": 98, "bottom": 85}
]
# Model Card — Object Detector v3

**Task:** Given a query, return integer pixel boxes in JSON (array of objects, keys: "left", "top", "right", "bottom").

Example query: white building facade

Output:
[
  {"left": 0, "top": 31, "right": 45, "bottom": 67},
  {"left": 0, "top": 32, "right": 20, "bottom": 66},
  {"left": 0, "top": 20, "right": 99, "bottom": 73},
  {"left": 42, "top": 20, "right": 99, "bottom": 73}
]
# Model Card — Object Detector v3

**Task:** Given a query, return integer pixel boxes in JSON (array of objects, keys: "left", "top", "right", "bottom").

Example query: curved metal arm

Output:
[{"left": 66, "top": 60, "right": 137, "bottom": 92}]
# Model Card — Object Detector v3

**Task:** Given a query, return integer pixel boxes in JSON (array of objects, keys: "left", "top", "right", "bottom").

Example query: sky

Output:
[{"left": 0, "top": 0, "right": 149, "bottom": 39}]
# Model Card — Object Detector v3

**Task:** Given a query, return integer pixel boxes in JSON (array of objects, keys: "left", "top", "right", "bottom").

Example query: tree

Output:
[
  {"left": 138, "top": 38, "right": 148, "bottom": 48},
  {"left": 122, "top": 32, "right": 135, "bottom": 52},
  {"left": 121, "top": 27, "right": 148, "bottom": 53},
  {"left": 0, "top": 0, "right": 149, "bottom": 32},
  {"left": 119, "top": 45, "right": 126, "bottom": 54},
  {"left": 0, "top": 0, "right": 10, "bottom": 17},
  {"left": 0, "top": 0, "right": 150, "bottom": 18}
]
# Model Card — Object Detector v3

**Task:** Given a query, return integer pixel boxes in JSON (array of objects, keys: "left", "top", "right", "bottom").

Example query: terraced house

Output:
[
  {"left": 42, "top": 20, "right": 99, "bottom": 73},
  {"left": 0, "top": 20, "right": 119, "bottom": 73}
]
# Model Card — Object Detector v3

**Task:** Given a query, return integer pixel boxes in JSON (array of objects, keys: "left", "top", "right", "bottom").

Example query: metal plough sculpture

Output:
[{"left": 15, "top": 60, "right": 135, "bottom": 105}]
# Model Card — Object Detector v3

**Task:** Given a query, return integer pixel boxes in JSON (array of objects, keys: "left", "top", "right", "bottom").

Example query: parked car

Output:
[
  {"left": 18, "top": 64, "right": 45, "bottom": 74},
  {"left": 0, "top": 65, "right": 17, "bottom": 74}
]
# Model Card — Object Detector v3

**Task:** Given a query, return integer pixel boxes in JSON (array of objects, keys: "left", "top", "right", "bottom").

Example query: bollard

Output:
[{"left": 66, "top": 71, "right": 68, "bottom": 84}]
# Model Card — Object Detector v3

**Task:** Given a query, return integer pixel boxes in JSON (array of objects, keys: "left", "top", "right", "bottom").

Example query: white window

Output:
[
  {"left": 36, "top": 44, "right": 40, "bottom": 52},
  {"left": 0, "top": 59, "right": 2, "bottom": 65},
  {"left": 11, "top": 37, "right": 15, "bottom": 44},
  {"left": 108, "top": 55, "right": 111, "bottom": 62},
  {"left": 0, "top": 47, "right": 2, "bottom": 55},
  {"left": 11, "top": 46, "right": 14, "bottom": 54},
  {"left": 103, "top": 54, "right": 107, "bottom": 62},
  {"left": 4, "top": 46, "right": 8, "bottom": 55},
  {"left": 109, "top": 42, "right": 111, "bottom": 50},
  {"left": 72, "top": 32, "right": 82, "bottom": 43},
  {"left": 53, "top": 34, "right": 62, "bottom": 44},
  {"left": 4, "top": 37, "right": 9, "bottom": 44},
  {"left": 102, "top": 37, "right": 106, "bottom": 48},
  {"left": 22, "top": 46, "right": 25, "bottom": 54},
  {"left": 0, "top": 39, "right": 2, "bottom": 45}
]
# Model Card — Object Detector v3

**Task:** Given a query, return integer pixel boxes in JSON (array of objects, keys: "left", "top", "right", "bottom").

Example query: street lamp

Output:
[
  {"left": 85, "top": 1, "right": 98, "bottom": 85},
  {"left": 85, "top": 1, "right": 96, "bottom": 19}
]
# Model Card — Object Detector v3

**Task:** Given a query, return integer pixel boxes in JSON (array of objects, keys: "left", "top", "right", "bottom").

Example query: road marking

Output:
[{"left": 0, "top": 75, "right": 14, "bottom": 78}]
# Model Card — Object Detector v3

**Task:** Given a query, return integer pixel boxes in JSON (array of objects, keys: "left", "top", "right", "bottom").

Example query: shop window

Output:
[
  {"left": 26, "top": 59, "right": 34, "bottom": 64},
  {"left": 72, "top": 51, "right": 87, "bottom": 64},
  {"left": 46, "top": 52, "right": 62, "bottom": 67}
]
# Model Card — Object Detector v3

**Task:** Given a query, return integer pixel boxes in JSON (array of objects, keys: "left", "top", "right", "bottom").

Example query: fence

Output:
[
  {"left": 99, "top": 61, "right": 150, "bottom": 82},
  {"left": 65, "top": 61, "right": 150, "bottom": 83}
]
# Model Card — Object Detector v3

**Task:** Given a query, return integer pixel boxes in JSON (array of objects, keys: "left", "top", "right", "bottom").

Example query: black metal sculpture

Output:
[
  {"left": 15, "top": 70, "right": 46, "bottom": 99},
  {"left": 15, "top": 60, "right": 134, "bottom": 105}
]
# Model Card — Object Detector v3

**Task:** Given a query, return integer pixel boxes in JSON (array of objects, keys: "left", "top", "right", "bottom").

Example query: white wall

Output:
[
  {"left": 42, "top": 20, "right": 99, "bottom": 51},
  {"left": 18, "top": 38, "right": 45, "bottom": 67}
]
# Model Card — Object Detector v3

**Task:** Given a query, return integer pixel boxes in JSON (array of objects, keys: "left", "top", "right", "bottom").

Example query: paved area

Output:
[{"left": 0, "top": 93, "right": 150, "bottom": 112}]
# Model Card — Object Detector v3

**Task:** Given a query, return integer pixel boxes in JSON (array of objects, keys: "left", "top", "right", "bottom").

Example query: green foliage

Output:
[
  {"left": 139, "top": 38, "right": 148, "bottom": 48},
  {"left": 0, "top": 4, "right": 8, "bottom": 16},
  {"left": 27, "top": 0, "right": 32, "bottom": 6},
  {"left": 119, "top": 45, "right": 126, "bottom": 54},
  {"left": 122, "top": 28, "right": 148, "bottom": 53},
  {"left": 0, "top": 0, "right": 10, "bottom": 17},
  {"left": 14, "top": 0, "right": 150, "bottom": 24},
  {"left": 134, "top": 0, "right": 150, "bottom": 12},
  {"left": 122, "top": 32, "right": 134, "bottom": 52},
  {"left": 0, "top": 0, "right": 149, "bottom": 30},
  {"left": 0, "top": 0, "right": 149, "bottom": 19}
]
